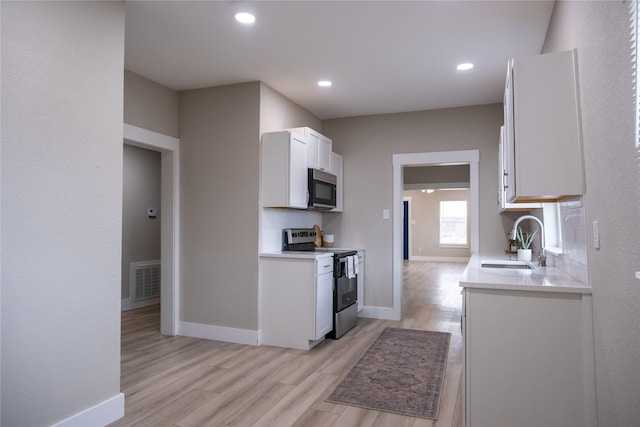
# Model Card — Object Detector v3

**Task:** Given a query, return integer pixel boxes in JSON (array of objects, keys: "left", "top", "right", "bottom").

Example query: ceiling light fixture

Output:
[
  {"left": 234, "top": 12, "right": 255, "bottom": 24},
  {"left": 317, "top": 80, "right": 332, "bottom": 87},
  {"left": 457, "top": 62, "right": 474, "bottom": 71}
]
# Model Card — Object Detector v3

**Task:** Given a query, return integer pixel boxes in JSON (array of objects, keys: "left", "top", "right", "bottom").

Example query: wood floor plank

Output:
[
  {"left": 128, "top": 389, "right": 216, "bottom": 427},
  {"left": 111, "top": 260, "right": 466, "bottom": 427},
  {"left": 251, "top": 372, "right": 339, "bottom": 427},
  {"left": 290, "top": 408, "right": 341, "bottom": 427},
  {"left": 372, "top": 411, "right": 415, "bottom": 427},
  {"left": 332, "top": 406, "right": 380, "bottom": 427}
]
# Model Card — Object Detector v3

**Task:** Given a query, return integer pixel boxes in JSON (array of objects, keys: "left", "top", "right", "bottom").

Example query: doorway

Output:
[
  {"left": 392, "top": 150, "right": 479, "bottom": 320},
  {"left": 403, "top": 198, "right": 410, "bottom": 261},
  {"left": 123, "top": 124, "right": 180, "bottom": 335}
]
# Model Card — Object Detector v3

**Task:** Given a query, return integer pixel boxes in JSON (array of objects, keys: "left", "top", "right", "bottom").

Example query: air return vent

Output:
[{"left": 130, "top": 261, "right": 160, "bottom": 302}]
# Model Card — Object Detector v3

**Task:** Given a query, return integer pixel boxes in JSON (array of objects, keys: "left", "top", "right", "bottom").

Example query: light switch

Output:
[
  {"left": 383, "top": 209, "right": 390, "bottom": 220},
  {"left": 592, "top": 220, "right": 599, "bottom": 249}
]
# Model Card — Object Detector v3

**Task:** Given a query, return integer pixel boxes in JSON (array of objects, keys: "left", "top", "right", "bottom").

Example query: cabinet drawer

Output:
[{"left": 316, "top": 258, "right": 333, "bottom": 275}]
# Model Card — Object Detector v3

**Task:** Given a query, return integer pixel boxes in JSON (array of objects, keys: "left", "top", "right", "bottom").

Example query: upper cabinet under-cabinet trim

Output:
[{"left": 503, "top": 49, "right": 585, "bottom": 203}]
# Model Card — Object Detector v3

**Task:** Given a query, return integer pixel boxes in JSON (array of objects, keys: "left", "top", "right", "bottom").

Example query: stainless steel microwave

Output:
[{"left": 308, "top": 168, "right": 336, "bottom": 210}]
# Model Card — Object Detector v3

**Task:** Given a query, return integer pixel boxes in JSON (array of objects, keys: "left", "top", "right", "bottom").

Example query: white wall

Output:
[
  {"left": 543, "top": 1, "right": 640, "bottom": 424},
  {"left": 404, "top": 189, "right": 471, "bottom": 260},
  {"left": 322, "top": 104, "right": 504, "bottom": 307},
  {"left": 1, "top": 2, "right": 125, "bottom": 425}
]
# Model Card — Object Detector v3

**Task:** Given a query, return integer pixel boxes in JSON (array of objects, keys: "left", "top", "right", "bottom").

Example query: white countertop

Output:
[
  {"left": 260, "top": 251, "right": 333, "bottom": 260},
  {"left": 260, "top": 247, "right": 363, "bottom": 260},
  {"left": 460, "top": 254, "right": 591, "bottom": 294}
]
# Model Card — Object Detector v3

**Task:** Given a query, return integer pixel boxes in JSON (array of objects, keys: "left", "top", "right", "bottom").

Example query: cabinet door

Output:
[
  {"left": 305, "top": 128, "right": 332, "bottom": 171},
  {"left": 289, "top": 134, "right": 308, "bottom": 208},
  {"left": 503, "top": 64, "right": 516, "bottom": 203},
  {"left": 306, "top": 130, "right": 321, "bottom": 170},
  {"left": 318, "top": 135, "right": 332, "bottom": 171},
  {"left": 262, "top": 131, "right": 307, "bottom": 209},
  {"left": 315, "top": 272, "right": 334, "bottom": 339}
]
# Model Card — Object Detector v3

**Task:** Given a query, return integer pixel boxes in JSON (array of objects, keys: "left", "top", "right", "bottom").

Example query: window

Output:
[{"left": 439, "top": 200, "right": 468, "bottom": 246}]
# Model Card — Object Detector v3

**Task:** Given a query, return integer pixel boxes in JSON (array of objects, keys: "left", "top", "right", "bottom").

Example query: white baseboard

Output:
[
  {"left": 359, "top": 305, "right": 400, "bottom": 321},
  {"left": 121, "top": 297, "right": 160, "bottom": 311},
  {"left": 51, "top": 393, "right": 124, "bottom": 427},
  {"left": 409, "top": 255, "right": 469, "bottom": 263},
  {"left": 179, "top": 321, "right": 259, "bottom": 346}
]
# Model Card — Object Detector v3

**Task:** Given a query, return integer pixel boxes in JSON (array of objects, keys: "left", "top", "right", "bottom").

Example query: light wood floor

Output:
[{"left": 110, "top": 261, "right": 466, "bottom": 427}]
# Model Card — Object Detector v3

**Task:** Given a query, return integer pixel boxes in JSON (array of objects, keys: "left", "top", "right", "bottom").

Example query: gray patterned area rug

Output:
[{"left": 326, "top": 327, "right": 451, "bottom": 419}]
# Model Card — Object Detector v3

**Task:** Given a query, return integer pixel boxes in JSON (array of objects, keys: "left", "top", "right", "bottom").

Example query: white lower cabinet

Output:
[
  {"left": 462, "top": 288, "right": 596, "bottom": 427},
  {"left": 261, "top": 256, "right": 333, "bottom": 350}
]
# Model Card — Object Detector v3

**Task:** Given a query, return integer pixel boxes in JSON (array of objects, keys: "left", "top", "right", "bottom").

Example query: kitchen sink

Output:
[{"left": 481, "top": 260, "right": 534, "bottom": 270}]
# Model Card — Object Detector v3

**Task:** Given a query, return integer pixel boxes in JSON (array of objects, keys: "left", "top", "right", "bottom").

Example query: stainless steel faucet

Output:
[{"left": 512, "top": 215, "right": 546, "bottom": 266}]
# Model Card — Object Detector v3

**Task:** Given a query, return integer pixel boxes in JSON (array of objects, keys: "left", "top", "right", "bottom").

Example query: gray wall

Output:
[
  {"left": 124, "top": 69, "right": 179, "bottom": 137},
  {"left": 1, "top": 2, "right": 124, "bottom": 425},
  {"left": 322, "top": 104, "right": 504, "bottom": 307},
  {"left": 404, "top": 189, "right": 471, "bottom": 259},
  {"left": 178, "top": 81, "right": 319, "bottom": 332},
  {"left": 543, "top": 1, "right": 640, "bottom": 424},
  {"left": 122, "top": 145, "right": 162, "bottom": 301},
  {"left": 404, "top": 164, "right": 470, "bottom": 187},
  {"left": 179, "top": 82, "right": 261, "bottom": 330},
  {"left": 259, "top": 82, "right": 321, "bottom": 134},
  {"left": 259, "top": 82, "right": 325, "bottom": 252}
]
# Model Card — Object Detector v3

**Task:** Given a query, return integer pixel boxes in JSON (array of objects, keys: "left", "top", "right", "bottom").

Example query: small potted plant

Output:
[{"left": 515, "top": 227, "right": 537, "bottom": 262}]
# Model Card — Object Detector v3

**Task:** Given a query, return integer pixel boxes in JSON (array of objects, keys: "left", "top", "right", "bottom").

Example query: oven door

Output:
[{"left": 335, "top": 275, "right": 357, "bottom": 312}]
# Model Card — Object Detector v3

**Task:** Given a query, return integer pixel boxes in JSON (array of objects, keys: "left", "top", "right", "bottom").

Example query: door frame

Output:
[
  {"left": 124, "top": 124, "right": 180, "bottom": 335},
  {"left": 392, "top": 150, "right": 479, "bottom": 320}
]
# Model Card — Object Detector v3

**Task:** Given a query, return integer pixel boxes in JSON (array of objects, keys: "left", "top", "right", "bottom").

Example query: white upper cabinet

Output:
[
  {"left": 290, "top": 127, "right": 332, "bottom": 171},
  {"left": 261, "top": 130, "right": 308, "bottom": 209},
  {"left": 503, "top": 49, "right": 585, "bottom": 203},
  {"left": 329, "top": 152, "right": 343, "bottom": 212}
]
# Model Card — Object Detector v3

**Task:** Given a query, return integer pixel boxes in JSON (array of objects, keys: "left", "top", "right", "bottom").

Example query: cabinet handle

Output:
[{"left": 323, "top": 264, "right": 331, "bottom": 268}]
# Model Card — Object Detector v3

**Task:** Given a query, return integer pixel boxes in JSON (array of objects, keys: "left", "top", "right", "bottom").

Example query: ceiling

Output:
[{"left": 124, "top": 1, "right": 555, "bottom": 120}]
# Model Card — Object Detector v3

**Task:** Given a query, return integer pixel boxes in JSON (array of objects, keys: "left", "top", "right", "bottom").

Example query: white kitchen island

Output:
[{"left": 459, "top": 254, "right": 596, "bottom": 427}]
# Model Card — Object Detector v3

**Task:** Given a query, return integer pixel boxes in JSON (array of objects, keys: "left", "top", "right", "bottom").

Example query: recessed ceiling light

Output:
[
  {"left": 317, "top": 80, "right": 332, "bottom": 87},
  {"left": 234, "top": 12, "right": 255, "bottom": 24},
  {"left": 457, "top": 63, "right": 474, "bottom": 71}
]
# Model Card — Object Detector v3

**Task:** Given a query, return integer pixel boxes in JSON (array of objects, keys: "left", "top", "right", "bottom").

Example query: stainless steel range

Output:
[{"left": 282, "top": 228, "right": 358, "bottom": 339}]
